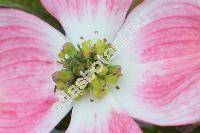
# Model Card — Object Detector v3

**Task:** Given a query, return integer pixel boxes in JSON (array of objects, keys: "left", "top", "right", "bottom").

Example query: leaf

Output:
[
  {"left": 192, "top": 126, "right": 200, "bottom": 133},
  {"left": 128, "top": 0, "right": 143, "bottom": 14},
  {"left": 142, "top": 126, "right": 181, "bottom": 133},
  {"left": 55, "top": 110, "right": 72, "bottom": 131},
  {"left": 157, "top": 127, "right": 180, "bottom": 133},
  {"left": 142, "top": 126, "right": 158, "bottom": 133},
  {"left": 0, "top": 0, "right": 64, "bottom": 33},
  {"left": 177, "top": 124, "right": 200, "bottom": 133}
]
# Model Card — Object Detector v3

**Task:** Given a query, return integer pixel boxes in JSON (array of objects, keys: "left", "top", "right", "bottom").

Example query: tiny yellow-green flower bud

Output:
[
  {"left": 73, "top": 63, "right": 85, "bottom": 76},
  {"left": 63, "top": 59, "right": 71, "bottom": 68},
  {"left": 96, "top": 88, "right": 108, "bottom": 99},
  {"left": 94, "top": 39, "right": 107, "bottom": 55},
  {"left": 82, "top": 40, "right": 92, "bottom": 58},
  {"left": 58, "top": 51, "right": 66, "bottom": 59},
  {"left": 105, "top": 73, "right": 122, "bottom": 85},
  {"left": 63, "top": 42, "right": 77, "bottom": 57},
  {"left": 56, "top": 81, "right": 66, "bottom": 90},
  {"left": 98, "top": 66, "right": 108, "bottom": 76},
  {"left": 61, "top": 71, "right": 74, "bottom": 82},
  {"left": 108, "top": 65, "right": 121, "bottom": 74},
  {"left": 91, "top": 78, "right": 101, "bottom": 98},
  {"left": 52, "top": 71, "right": 62, "bottom": 82}
]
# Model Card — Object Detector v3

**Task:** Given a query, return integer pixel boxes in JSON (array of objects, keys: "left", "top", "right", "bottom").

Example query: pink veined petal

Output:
[
  {"left": 0, "top": 9, "right": 71, "bottom": 132},
  {"left": 41, "top": 0, "right": 132, "bottom": 44},
  {"left": 36, "top": 91, "right": 73, "bottom": 133},
  {"left": 111, "top": 0, "right": 200, "bottom": 126},
  {"left": 66, "top": 94, "right": 142, "bottom": 133}
]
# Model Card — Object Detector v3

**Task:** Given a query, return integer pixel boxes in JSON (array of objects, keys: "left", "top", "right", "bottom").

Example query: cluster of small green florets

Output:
[{"left": 52, "top": 39, "right": 122, "bottom": 101}]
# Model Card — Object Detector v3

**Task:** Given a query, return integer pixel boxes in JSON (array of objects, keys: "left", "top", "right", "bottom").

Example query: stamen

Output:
[
  {"left": 90, "top": 99, "right": 95, "bottom": 102},
  {"left": 116, "top": 86, "right": 120, "bottom": 90},
  {"left": 53, "top": 38, "right": 122, "bottom": 101},
  {"left": 90, "top": 88, "right": 95, "bottom": 102},
  {"left": 94, "top": 31, "right": 99, "bottom": 34}
]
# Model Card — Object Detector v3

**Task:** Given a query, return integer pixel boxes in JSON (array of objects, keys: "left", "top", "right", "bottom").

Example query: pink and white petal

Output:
[
  {"left": 67, "top": 94, "right": 142, "bottom": 133},
  {"left": 36, "top": 91, "right": 73, "bottom": 133},
  {"left": 0, "top": 9, "right": 71, "bottom": 132},
  {"left": 41, "top": 0, "right": 132, "bottom": 44},
  {"left": 111, "top": 0, "right": 200, "bottom": 126}
]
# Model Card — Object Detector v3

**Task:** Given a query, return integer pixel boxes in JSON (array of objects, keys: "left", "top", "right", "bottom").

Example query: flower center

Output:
[{"left": 53, "top": 38, "right": 122, "bottom": 101}]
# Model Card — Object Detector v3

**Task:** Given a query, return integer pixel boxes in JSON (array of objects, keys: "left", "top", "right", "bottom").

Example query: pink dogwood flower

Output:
[{"left": 0, "top": 0, "right": 199, "bottom": 132}]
